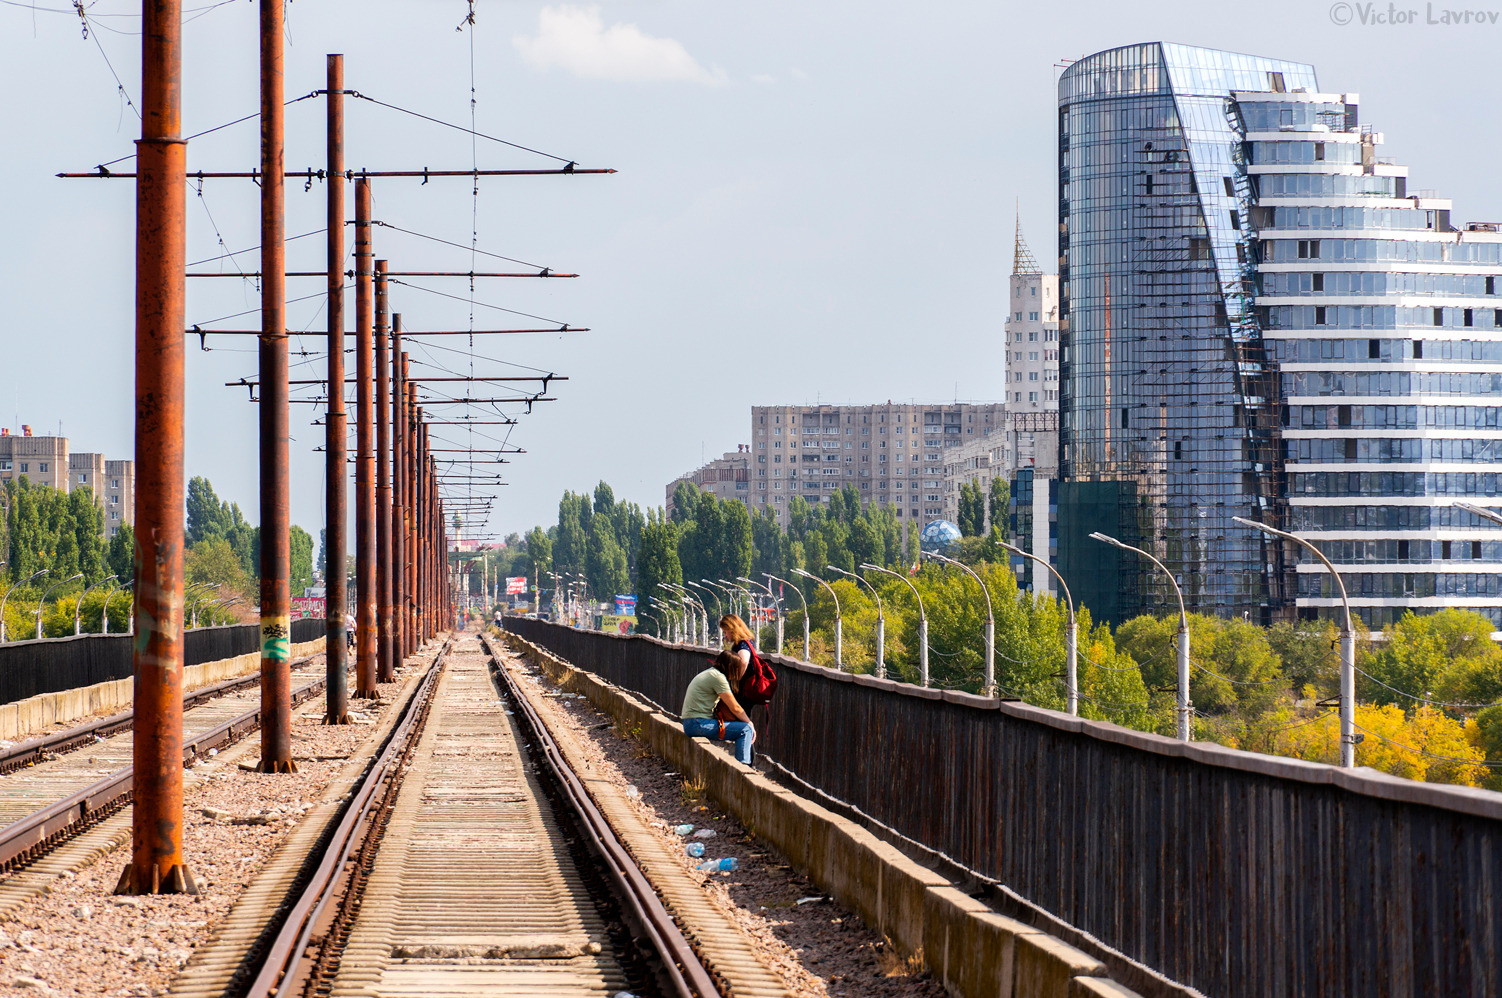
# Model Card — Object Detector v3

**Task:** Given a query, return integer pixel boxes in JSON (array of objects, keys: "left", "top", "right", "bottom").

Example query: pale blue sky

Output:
[{"left": 2, "top": 0, "right": 1499, "bottom": 542}]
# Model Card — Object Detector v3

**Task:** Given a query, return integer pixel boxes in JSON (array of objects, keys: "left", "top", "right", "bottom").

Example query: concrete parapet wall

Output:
[
  {"left": 503, "top": 631, "right": 1130, "bottom": 998},
  {"left": 0, "top": 637, "right": 325, "bottom": 743}
]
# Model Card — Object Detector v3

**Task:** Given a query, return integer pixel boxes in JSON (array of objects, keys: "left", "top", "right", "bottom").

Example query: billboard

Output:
[
  {"left": 613, "top": 594, "right": 637, "bottom": 616},
  {"left": 505, "top": 576, "right": 528, "bottom": 595},
  {"left": 291, "top": 596, "right": 326, "bottom": 620}
]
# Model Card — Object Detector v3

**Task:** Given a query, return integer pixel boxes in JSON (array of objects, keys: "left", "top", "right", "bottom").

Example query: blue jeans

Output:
[{"left": 681, "top": 717, "right": 755, "bottom": 765}]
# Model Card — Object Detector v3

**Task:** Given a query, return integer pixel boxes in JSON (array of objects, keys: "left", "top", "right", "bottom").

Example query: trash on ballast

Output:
[
  {"left": 696, "top": 857, "right": 738, "bottom": 873},
  {"left": 685, "top": 842, "right": 706, "bottom": 858},
  {"left": 691, "top": 829, "right": 716, "bottom": 840},
  {"left": 624, "top": 785, "right": 640, "bottom": 798},
  {"left": 673, "top": 824, "right": 694, "bottom": 836},
  {"left": 796, "top": 896, "right": 827, "bottom": 905},
  {"left": 615, "top": 992, "right": 639, "bottom": 998}
]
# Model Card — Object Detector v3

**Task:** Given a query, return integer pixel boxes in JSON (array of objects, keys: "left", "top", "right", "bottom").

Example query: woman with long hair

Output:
[
  {"left": 680, "top": 649, "right": 754, "bottom": 764},
  {"left": 720, "top": 613, "right": 755, "bottom": 670}
]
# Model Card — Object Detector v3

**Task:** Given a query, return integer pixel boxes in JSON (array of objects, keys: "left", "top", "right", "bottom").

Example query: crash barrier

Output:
[
  {"left": 0, "top": 618, "right": 325, "bottom": 705},
  {"left": 505, "top": 616, "right": 1502, "bottom": 998}
]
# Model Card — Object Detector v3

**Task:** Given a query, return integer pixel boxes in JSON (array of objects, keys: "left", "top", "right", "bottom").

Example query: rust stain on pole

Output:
[
  {"left": 256, "top": 0, "right": 294, "bottom": 775},
  {"left": 374, "top": 263, "right": 394, "bottom": 683},
  {"left": 353, "top": 178, "right": 378, "bottom": 699},
  {"left": 118, "top": 0, "right": 195, "bottom": 897},
  {"left": 323, "top": 53, "right": 349, "bottom": 725}
]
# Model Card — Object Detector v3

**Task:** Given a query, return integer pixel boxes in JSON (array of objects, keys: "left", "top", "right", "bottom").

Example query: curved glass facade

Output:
[{"left": 1058, "top": 42, "right": 1502, "bottom": 629}]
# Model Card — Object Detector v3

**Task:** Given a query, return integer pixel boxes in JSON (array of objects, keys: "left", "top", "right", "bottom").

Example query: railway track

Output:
[
  {"left": 0, "top": 654, "right": 329, "bottom": 873},
  {"left": 242, "top": 631, "right": 723, "bottom": 998}
]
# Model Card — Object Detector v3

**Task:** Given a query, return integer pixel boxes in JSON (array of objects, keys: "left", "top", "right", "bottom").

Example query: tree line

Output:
[{"left": 501, "top": 479, "right": 1502, "bottom": 790}]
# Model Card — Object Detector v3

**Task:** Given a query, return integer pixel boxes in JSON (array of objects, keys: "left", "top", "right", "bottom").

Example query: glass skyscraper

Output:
[{"left": 1056, "top": 43, "right": 1502, "bottom": 628}]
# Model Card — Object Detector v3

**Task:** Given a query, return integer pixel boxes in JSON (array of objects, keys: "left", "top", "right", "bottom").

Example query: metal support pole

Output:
[
  {"left": 1091, "top": 532, "right": 1190, "bottom": 739},
  {"left": 1176, "top": 622, "right": 1191, "bottom": 740},
  {"left": 1067, "top": 619, "right": 1078, "bottom": 716},
  {"left": 256, "top": 0, "right": 294, "bottom": 774},
  {"left": 919, "top": 617, "right": 929, "bottom": 687},
  {"left": 984, "top": 616, "right": 995, "bottom": 697},
  {"left": 117, "top": 0, "right": 194, "bottom": 897},
  {"left": 374, "top": 263, "right": 394, "bottom": 682},
  {"left": 404, "top": 363, "right": 415, "bottom": 656},
  {"left": 322, "top": 53, "right": 349, "bottom": 725},
  {"left": 352, "top": 179, "right": 377, "bottom": 698},
  {"left": 391, "top": 324, "right": 405, "bottom": 666}
]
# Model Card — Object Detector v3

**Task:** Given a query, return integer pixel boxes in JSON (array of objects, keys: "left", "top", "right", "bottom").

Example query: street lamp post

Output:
[
  {"left": 76, "top": 575, "right": 118, "bottom": 635},
  {"left": 37, "top": 573, "right": 84, "bottom": 639},
  {"left": 739, "top": 576, "right": 781, "bottom": 654},
  {"left": 1237, "top": 515, "right": 1359, "bottom": 766},
  {"left": 996, "top": 539, "right": 1078, "bottom": 715},
  {"left": 0, "top": 570, "right": 47, "bottom": 643},
  {"left": 676, "top": 584, "right": 711, "bottom": 646},
  {"left": 863, "top": 563, "right": 927, "bottom": 687},
  {"left": 1090, "top": 531, "right": 1192, "bottom": 741},
  {"left": 922, "top": 551, "right": 995, "bottom": 697},
  {"left": 766, "top": 574, "right": 809, "bottom": 660},
  {"left": 793, "top": 569, "right": 842, "bottom": 670},
  {"left": 719, "top": 579, "right": 752, "bottom": 626},
  {"left": 102, "top": 579, "right": 131, "bottom": 635},
  {"left": 829, "top": 566, "right": 884, "bottom": 679},
  {"left": 686, "top": 582, "right": 722, "bottom": 644}
]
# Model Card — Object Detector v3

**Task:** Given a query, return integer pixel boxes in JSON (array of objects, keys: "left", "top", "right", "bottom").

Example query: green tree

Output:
[
  {"left": 290, "top": 525, "right": 314, "bottom": 595},
  {"left": 1360, "top": 608, "right": 1502, "bottom": 714},
  {"left": 1115, "top": 613, "right": 1287, "bottom": 729},
  {"left": 988, "top": 476, "right": 1010, "bottom": 534},
  {"left": 584, "top": 514, "right": 629, "bottom": 599},
  {"left": 554, "top": 492, "right": 589, "bottom": 577},
  {"left": 186, "top": 476, "right": 230, "bottom": 546},
  {"left": 184, "top": 536, "right": 249, "bottom": 595},
  {"left": 956, "top": 482, "right": 977, "bottom": 537},
  {"left": 106, "top": 523, "right": 135, "bottom": 584},
  {"left": 635, "top": 512, "right": 683, "bottom": 638}
]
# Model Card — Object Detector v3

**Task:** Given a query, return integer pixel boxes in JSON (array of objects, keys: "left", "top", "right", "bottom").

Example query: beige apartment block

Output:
[
  {"left": 748, "top": 402, "right": 1011, "bottom": 528},
  {"left": 666, "top": 447, "right": 750, "bottom": 514},
  {"left": 940, "top": 411, "right": 1059, "bottom": 525},
  {"left": 0, "top": 428, "right": 68, "bottom": 492},
  {"left": 0, "top": 428, "right": 134, "bottom": 539}
]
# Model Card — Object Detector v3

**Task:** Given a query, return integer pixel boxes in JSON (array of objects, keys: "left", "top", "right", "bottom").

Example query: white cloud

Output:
[
  {"left": 750, "top": 73, "right": 776, "bottom": 85},
  {"left": 514, "top": 6, "right": 727, "bottom": 86},
  {"left": 789, "top": 67, "right": 809, "bottom": 81}
]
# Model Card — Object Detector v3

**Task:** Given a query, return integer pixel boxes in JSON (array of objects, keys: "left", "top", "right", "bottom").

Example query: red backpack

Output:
[{"left": 736, "top": 642, "right": 778, "bottom": 708}]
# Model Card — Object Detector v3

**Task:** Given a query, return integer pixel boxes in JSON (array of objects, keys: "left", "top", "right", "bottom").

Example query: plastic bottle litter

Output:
[
  {"left": 696, "top": 857, "right": 738, "bottom": 873},
  {"left": 685, "top": 842, "right": 706, "bottom": 858},
  {"left": 673, "top": 825, "right": 694, "bottom": 836},
  {"left": 691, "top": 829, "right": 716, "bottom": 840},
  {"left": 624, "top": 785, "right": 640, "bottom": 798}
]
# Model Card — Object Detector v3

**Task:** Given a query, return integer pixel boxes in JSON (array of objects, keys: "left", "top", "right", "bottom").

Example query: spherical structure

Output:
[{"left": 919, "top": 519, "right": 962, "bottom": 554}]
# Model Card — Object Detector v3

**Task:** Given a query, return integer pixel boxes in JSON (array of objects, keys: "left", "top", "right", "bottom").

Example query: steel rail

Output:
[
  {"left": 243, "top": 637, "right": 453, "bottom": 998},
  {"left": 0, "top": 655, "right": 321, "bottom": 775},
  {"left": 0, "top": 666, "right": 331, "bottom": 872},
  {"left": 480, "top": 632, "right": 721, "bottom": 998}
]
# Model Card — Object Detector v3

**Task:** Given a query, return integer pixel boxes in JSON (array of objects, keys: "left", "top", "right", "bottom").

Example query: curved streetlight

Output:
[
  {"left": 648, "top": 596, "right": 680, "bottom": 643},
  {"left": 996, "top": 539, "right": 1078, "bottom": 715},
  {"left": 1235, "top": 515, "right": 1358, "bottom": 766},
  {"left": 686, "top": 580, "right": 721, "bottom": 622},
  {"left": 185, "top": 583, "right": 221, "bottom": 629},
  {"left": 765, "top": 573, "right": 808, "bottom": 661},
  {"left": 101, "top": 578, "right": 132, "bottom": 635},
  {"left": 739, "top": 576, "right": 781, "bottom": 654},
  {"left": 922, "top": 550, "right": 996, "bottom": 697},
  {"left": 37, "top": 573, "right": 84, "bottom": 639},
  {"left": 863, "top": 563, "right": 927, "bottom": 687},
  {"left": 0, "top": 569, "right": 47, "bottom": 643},
  {"left": 659, "top": 583, "right": 692, "bottom": 643},
  {"left": 793, "top": 568, "right": 842, "bottom": 670},
  {"left": 829, "top": 566, "right": 884, "bottom": 679},
  {"left": 702, "top": 579, "right": 737, "bottom": 621},
  {"left": 667, "top": 583, "right": 710, "bottom": 646},
  {"left": 719, "top": 579, "right": 756, "bottom": 632},
  {"left": 75, "top": 574, "right": 118, "bottom": 635},
  {"left": 1090, "top": 531, "right": 1191, "bottom": 741}
]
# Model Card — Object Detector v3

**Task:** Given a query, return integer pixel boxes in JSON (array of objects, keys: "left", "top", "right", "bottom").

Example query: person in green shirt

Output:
[{"left": 680, "top": 650, "right": 754, "bottom": 764}]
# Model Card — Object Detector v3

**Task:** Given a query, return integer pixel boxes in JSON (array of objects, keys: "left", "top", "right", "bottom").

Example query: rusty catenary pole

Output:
[
  {"left": 118, "top": 0, "right": 195, "bottom": 896},
  {"left": 353, "top": 179, "right": 378, "bottom": 698},
  {"left": 389, "top": 316, "right": 404, "bottom": 668},
  {"left": 323, "top": 53, "right": 350, "bottom": 725},
  {"left": 374, "top": 264, "right": 394, "bottom": 682},
  {"left": 257, "top": 0, "right": 294, "bottom": 774},
  {"left": 403, "top": 360, "right": 415, "bottom": 656}
]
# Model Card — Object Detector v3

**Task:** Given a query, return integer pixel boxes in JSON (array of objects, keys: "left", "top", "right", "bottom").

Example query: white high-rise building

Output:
[{"left": 1004, "top": 222, "right": 1061, "bottom": 412}]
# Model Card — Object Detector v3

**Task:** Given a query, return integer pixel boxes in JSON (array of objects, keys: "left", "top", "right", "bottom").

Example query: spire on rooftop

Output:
[{"left": 1013, "top": 205, "right": 1041, "bottom": 275}]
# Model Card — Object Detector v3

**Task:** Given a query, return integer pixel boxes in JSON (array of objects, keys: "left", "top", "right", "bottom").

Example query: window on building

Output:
[
  {"left": 39, "top": 463, "right": 48, "bottom": 473},
  {"left": 78, "top": 473, "right": 87, "bottom": 483},
  {"left": 19, "top": 463, "right": 27, "bottom": 473}
]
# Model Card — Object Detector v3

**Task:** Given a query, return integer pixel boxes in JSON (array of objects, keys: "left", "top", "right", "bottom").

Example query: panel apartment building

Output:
[
  {"left": 1006, "top": 225, "right": 1062, "bottom": 412},
  {"left": 0, "top": 426, "right": 135, "bottom": 539},
  {"left": 1056, "top": 42, "right": 1502, "bottom": 628}
]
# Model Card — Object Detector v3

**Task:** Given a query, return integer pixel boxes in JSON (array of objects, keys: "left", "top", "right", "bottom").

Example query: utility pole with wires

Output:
[{"left": 323, "top": 53, "right": 350, "bottom": 726}]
